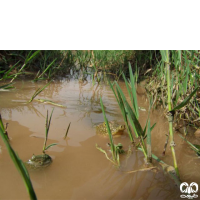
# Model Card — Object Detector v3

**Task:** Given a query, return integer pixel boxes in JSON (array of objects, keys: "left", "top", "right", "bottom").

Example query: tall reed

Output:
[
  {"left": 160, "top": 50, "right": 179, "bottom": 177},
  {"left": 108, "top": 63, "right": 156, "bottom": 162}
]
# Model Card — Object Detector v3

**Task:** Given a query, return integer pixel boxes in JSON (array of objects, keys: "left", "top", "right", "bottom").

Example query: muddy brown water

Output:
[{"left": 0, "top": 79, "right": 200, "bottom": 200}]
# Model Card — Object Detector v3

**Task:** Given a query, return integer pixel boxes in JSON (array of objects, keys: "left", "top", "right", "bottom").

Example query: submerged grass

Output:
[{"left": 34, "top": 99, "right": 66, "bottom": 108}]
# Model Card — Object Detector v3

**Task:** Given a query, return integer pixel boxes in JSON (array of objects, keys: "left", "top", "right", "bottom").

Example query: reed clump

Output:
[
  {"left": 0, "top": 50, "right": 137, "bottom": 82},
  {"left": 145, "top": 50, "right": 200, "bottom": 134}
]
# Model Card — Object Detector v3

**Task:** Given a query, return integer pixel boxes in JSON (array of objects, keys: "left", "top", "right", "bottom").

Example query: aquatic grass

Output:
[
  {"left": 114, "top": 81, "right": 153, "bottom": 160},
  {"left": 179, "top": 134, "right": 200, "bottom": 156},
  {"left": 97, "top": 97, "right": 125, "bottom": 166},
  {"left": 0, "top": 113, "right": 9, "bottom": 140},
  {"left": 10, "top": 50, "right": 41, "bottom": 82},
  {"left": 146, "top": 119, "right": 152, "bottom": 163},
  {"left": 64, "top": 122, "right": 71, "bottom": 139},
  {"left": 160, "top": 50, "right": 179, "bottom": 177},
  {"left": 34, "top": 99, "right": 66, "bottom": 108},
  {"left": 108, "top": 79, "right": 134, "bottom": 142},
  {"left": 28, "top": 81, "right": 52, "bottom": 103},
  {"left": 34, "top": 58, "right": 57, "bottom": 81},
  {"left": 0, "top": 50, "right": 137, "bottom": 82},
  {"left": 0, "top": 82, "right": 15, "bottom": 90},
  {"left": 43, "top": 108, "right": 57, "bottom": 153},
  {"left": 0, "top": 126, "right": 37, "bottom": 200},
  {"left": 73, "top": 50, "right": 136, "bottom": 81},
  {"left": 95, "top": 144, "right": 118, "bottom": 166},
  {"left": 0, "top": 50, "right": 74, "bottom": 81},
  {"left": 170, "top": 86, "right": 199, "bottom": 112},
  {"left": 127, "top": 62, "right": 139, "bottom": 118},
  {"left": 0, "top": 61, "right": 20, "bottom": 81},
  {"left": 115, "top": 83, "right": 143, "bottom": 138},
  {"left": 110, "top": 64, "right": 156, "bottom": 163},
  {"left": 156, "top": 50, "right": 200, "bottom": 174},
  {"left": 116, "top": 84, "right": 135, "bottom": 142},
  {"left": 99, "top": 97, "right": 116, "bottom": 162},
  {"left": 147, "top": 50, "right": 200, "bottom": 132}
]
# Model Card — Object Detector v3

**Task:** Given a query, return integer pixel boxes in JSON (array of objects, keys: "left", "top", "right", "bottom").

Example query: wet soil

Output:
[{"left": 0, "top": 78, "right": 200, "bottom": 199}]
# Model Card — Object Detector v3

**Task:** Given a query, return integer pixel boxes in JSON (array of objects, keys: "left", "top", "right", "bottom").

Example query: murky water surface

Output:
[{"left": 0, "top": 79, "right": 200, "bottom": 199}]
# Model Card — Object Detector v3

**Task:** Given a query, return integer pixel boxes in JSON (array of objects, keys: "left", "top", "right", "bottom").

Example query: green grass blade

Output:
[
  {"left": 0, "top": 83, "right": 14, "bottom": 89},
  {"left": 46, "top": 108, "right": 54, "bottom": 138},
  {"left": 43, "top": 108, "right": 54, "bottom": 152},
  {"left": 25, "top": 50, "right": 41, "bottom": 64},
  {"left": 146, "top": 119, "right": 152, "bottom": 163},
  {"left": 2, "top": 60, "right": 20, "bottom": 79},
  {"left": 100, "top": 97, "right": 116, "bottom": 161},
  {"left": 179, "top": 134, "right": 200, "bottom": 153},
  {"left": 108, "top": 79, "right": 119, "bottom": 104},
  {"left": 115, "top": 82, "right": 143, "bottom": 138},
  {"left": 45, "top": 143, "right": 58, "bottom": 151},
  {"left": 28, "top": 81, "right": 52, "bottom": 103},
  {"left": 36, "top": 58, "right": 57, "bottom": 80},
  {"left": 115, "top": 86, "right": 134, "bottom": 141},
  {"left": 0, "top": 114, "right": 6, "bottom": 133},
  {"left": 0, "top": 127, "right": 37, "bottom": 200},
  {"left": 150, "top": 123, "right": 156, "bottom": 132},
  {"left": 142, "top": 97, "right": 153, "bottom": 137},
  {"left": 160, "top": 50, "right": 168, "bottom": 62},
  {"left": 108, "top": 79, "right": 134, "bottom": 142},
  {"left": 96, "top": 144, "right": 118, "bottom": 166},
  {"left": 128, "top": 62, "right": 139, "bottom": 118},
  {"left": 171, "top": 86, "right": 199, "bottom": 112},
  {"left": 64, "top": 122, "right": 71, "bottom": 139}
]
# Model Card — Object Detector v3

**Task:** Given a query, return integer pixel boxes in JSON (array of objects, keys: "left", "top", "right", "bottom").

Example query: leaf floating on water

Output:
[
  {"left": 124, "top": 167, "right": 157, "bottom": 174},
  {"left": 35, "top": 99, "right": 66, "bottom": 108},
  {"left": 138, "top": 107, "right": 146, "bottom": 112}
]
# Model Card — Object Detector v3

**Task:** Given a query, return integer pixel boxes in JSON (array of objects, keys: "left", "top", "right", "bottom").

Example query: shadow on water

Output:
[{"left": 0, "top": 78, "right": 199, "bottom": 199}]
